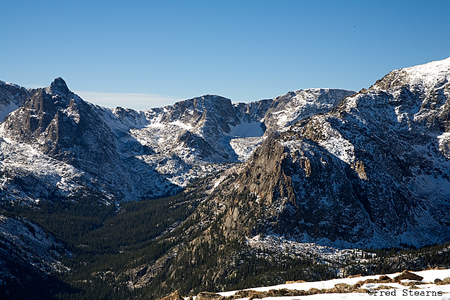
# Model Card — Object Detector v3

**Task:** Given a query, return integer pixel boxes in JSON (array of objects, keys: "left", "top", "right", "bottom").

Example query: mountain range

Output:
[
  {"left": 1, "top": 57, "right": 450, "bottom": 299},
  {"left": 0, "top": 78, "right": 354, "bottom": 202}
]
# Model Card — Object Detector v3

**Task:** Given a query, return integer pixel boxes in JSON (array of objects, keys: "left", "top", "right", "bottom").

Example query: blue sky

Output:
[{"left": 1, "top": 0, "right": 449, "bottom": 110}]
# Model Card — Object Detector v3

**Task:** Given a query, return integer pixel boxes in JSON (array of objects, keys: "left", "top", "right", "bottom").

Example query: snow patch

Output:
[
  {"left": 0, "top": 102, "right": 20, "bottom": 122},
  {"left": 246, "top": 235, "right": 373, "bottom": 264},
  {"left": 438, "top": 132, "right": 450, "bottom": 158},
  {"left": 317, "top": 121, "right": 355, "bottom": 164},
  {"left": 410, "top": 174, "right": 450, "bottom": 197},
  {"left": 229, "top": 121, "right": 264, "bottom": 137},
  {"left": 230, "top": 136, "right": 265, "bottom": 161}
]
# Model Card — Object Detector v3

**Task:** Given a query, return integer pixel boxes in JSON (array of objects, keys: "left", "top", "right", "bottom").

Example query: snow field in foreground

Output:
[{"left": 216, "top": 269, "right": 450, "bottom": 300}]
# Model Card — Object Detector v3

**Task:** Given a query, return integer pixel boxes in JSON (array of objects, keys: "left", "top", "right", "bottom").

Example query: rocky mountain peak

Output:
[
  {"left": 46, "top": 77, "right": 70, "bottom": 96},
  {"left": 186, "top": 94, "right": 234, "bottom": 115},
  {"left": 201, "top": 94, "right": 230, "bottom": 102}
]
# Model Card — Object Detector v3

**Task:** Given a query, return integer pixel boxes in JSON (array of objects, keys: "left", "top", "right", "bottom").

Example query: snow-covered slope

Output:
[
  {"left": 215, "top": 269, "right": 450, "bottom": 300},
  {"left": 0, "top": 80, "right": 29, "bottom": 122},
  {"left": 0, "top": 78, "right": 352, "bottom": 203},
  {"left": 0, "top": 214, "right": 68, "bottom": 274},
  {"left": 0, "top": 214, "right": 69, "bottom": 293}
]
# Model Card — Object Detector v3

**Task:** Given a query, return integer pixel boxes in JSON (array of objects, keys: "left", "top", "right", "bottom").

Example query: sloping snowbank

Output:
[{"left": 216, "top": 269, "right": 450, "bottom": 299}]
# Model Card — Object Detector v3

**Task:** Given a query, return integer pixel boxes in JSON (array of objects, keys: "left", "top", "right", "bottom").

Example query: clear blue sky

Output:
[{"left": 1, "top": 0, "right": 449, "bottom": 110}]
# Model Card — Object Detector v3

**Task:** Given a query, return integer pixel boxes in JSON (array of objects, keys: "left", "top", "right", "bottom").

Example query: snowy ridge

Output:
[
  {"left": 264, "top": 89, "right": 355, "bottom": 131},
  {"left": 370, "top": 57, "right": 450, "bottom": 94},
  {"left": 402, "top": 57, "right": 450, "bottom": 90}
]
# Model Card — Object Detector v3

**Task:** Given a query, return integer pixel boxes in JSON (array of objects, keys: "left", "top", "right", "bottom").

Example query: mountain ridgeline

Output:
[
  {"left": 1, "top": 57, "right": 450, "bottom": 299},
  {"left": 0, "top": 79, "right": 353, "bottom": 202}
]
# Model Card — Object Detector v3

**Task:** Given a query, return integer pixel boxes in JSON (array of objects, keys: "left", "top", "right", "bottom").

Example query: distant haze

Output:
[{"left": 75, "top": 91, "right": 182, "bottom": 111}]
